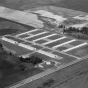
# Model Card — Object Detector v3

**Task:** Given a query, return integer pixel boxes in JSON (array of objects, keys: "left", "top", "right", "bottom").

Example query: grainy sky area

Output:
[{"left": 0, "top": 0, "right": 88, "bottom": 12}]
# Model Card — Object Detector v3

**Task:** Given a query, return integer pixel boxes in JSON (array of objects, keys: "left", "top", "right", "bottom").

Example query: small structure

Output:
[
  {"left": 38, "top": 64, "right": 43, "bottom": 68},
  {"left": 46, "top": 61, "right": 51, "bottom": 65}
]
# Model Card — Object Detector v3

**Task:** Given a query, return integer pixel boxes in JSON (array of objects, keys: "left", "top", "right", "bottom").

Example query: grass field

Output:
[
  {"left": 0, "top": 17, "right": 35, "bottom": 36},
  {"left": 1, "top": 40, "right": 34, "bottom": 56},
  {"left": 0, "top": 61, "right": 42, "bottom": 88},
  {"left": 0, "top": 0, "right": 87, "bottom": 14},
  {"left": 0, "top": 28, "right": 19, "bottom": 36}
]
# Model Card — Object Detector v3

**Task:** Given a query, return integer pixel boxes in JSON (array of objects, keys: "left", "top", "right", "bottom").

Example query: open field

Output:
[
  {"left": 0, "top": 6, "right": 44, "bottom": 28},
  {"left": 0, "top": 59, "right": 42, "bottom": 88},
  {"left": 0, "top": 17, "right": 35, "bottom": 36},
  {"left": 0, "top": 0, "right": 88, "bottom": 13},
  {"left": 29, "top": 6, "right": 87, "bottom": 18},
  {"left": 0, "top": 28, "right": 18, "bottom": 36}
]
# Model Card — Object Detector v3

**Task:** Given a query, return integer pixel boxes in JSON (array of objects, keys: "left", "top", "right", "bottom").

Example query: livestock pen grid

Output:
[
  {"left": 1, "top": 28, "right": 88, "bottom": 69},
  {"left": 1, "top": 28, "right": 88, "bottom": 88}
]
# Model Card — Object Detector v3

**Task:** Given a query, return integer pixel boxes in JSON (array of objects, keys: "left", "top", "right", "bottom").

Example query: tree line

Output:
[{"left": 62, "top": 26, "right": 88, "bottom": 35}]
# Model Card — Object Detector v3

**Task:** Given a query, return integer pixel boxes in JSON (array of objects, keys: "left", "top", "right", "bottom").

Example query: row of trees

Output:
[
  {"left": 63, "top": 26, "right": 88, "bottom": 35},
  {"left": 81, "top": 27, "right": 88, "bottom": 35},
  {"left": 63, "top": 27, "right": 80, "bottom": 33},
  {"left": 19, "top": 55, "right": 43, "bottom": 65}
]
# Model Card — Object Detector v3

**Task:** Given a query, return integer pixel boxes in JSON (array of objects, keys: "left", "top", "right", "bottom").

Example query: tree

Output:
[
  {"left": 29, "top": 56, "right": 42, "bottom": 65},
  {"left": 81, "top": 27, "right": 88, "bottom": 35},
  {"left": 58, "top": 24, "right": 65, "bottom": 28},
  {"left": 9, "top": 52, "right": 12, "bottom": 55},
  {"left": 19, "top": 56, "right": 42, "bottom": 65},
  {"left": 64, "top": 27, "right": 80, "bottom": 33}
]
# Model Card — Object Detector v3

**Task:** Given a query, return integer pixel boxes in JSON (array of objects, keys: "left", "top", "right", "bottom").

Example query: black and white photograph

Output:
[{"left": 0, "top": 0, "right": 88, "bottom": 88}]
